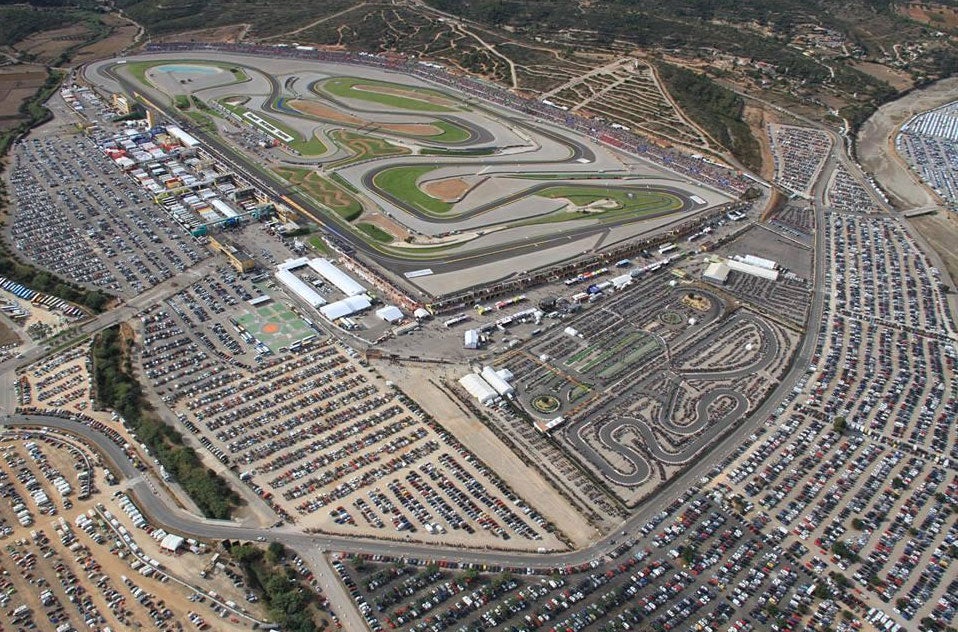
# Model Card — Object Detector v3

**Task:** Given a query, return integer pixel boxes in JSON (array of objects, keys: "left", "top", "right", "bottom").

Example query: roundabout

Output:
[{"left": 531, "top": 394, "right": 561, "bottom": 415}]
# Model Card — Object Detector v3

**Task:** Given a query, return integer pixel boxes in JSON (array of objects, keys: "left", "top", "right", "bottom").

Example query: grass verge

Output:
[
  {"left": 274, "top": 167, "right": 363, "bottom": 221},
  {"left": 320, "top": 76, "right": 456, "bottom": 112},
  {"left": 356, "top": 222, "right": 395, "bottom": 243}
]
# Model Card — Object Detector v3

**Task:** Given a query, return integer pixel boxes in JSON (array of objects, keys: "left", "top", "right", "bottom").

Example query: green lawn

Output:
[
  {"left": 372, "top": 165, "right": 452, "bottom": 215},
  {"left": 185, "top": 110, "right": 216, "bottom": 133},
  {"left": 425, "top": 120, "right": 472, "bottom": 144},
  {"left": 307, "top": 236, "right": 330, "bottom": 254},
  {"left": 356, "top": 222, "right": 395, "bottom": 243},
  {"left": 320, "top": 77, "right": 457, "bottom": 113},
  {"left": 511, "top": 185, "right": 683, "bottom": 227}
]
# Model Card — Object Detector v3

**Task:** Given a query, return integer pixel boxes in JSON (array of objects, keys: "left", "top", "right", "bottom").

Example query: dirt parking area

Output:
[
  {"left": 0, "top": 429, "right": 265, "bottom": 631},
  {"left": 908, "top": 211, "right": 958, "bottom": 290}
]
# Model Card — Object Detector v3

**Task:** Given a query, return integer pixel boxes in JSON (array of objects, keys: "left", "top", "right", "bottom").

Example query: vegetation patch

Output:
[
  {"left": 0, "top": 6, "right": 74, "bottom": 47},
  {"left": 320, "top": 77, "right": 457, "bottom": 112},
  {"left": 274, "top": 166, "right": 363, "bottom": 221},
  {"left": 655, "top": 62, "right": 761, "bottom": 171},
  {"left": 228, "top": 542, "right": 330, "bottom": 632},
  {"left": 372, "top": 165, "right": 453, "bottom": 215},
  {"left": 532, "top": 394, "right": 561, "bottom": 414},
  {"left": 328, "top": 129, "right": 409, "bottom": 167},
  {"left": 356, "top": 222, "right": 395, "bottom": 243},
  {"left": 92, "top": 325, "right": 243, "bottom": 519},
  {"left": 512, "top": 185, "right": 683, "bottom": 227}
]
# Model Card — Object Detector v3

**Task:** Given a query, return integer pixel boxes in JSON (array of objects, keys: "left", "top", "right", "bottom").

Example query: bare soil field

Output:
[
  {"left": 899, "top": 2, "right": 958, "bottom": 29},
  {"left": 72, "top": 14, "right": 139, "bottom": 64},
  {"left": 856, "top": 76, "right": 958, "bottom": 209},
  {"left": 745, "top": 103, "right": 777, "bottom": 181},
  {"left": 13, "top": 24, "right": 91, "bottom": 64},
  {"left": 288, "top": 98, "right": 442, "bottom": 136},
  {"left": 289, "top": 98, "right": 365, "bottom": 126},
  {"left": 909, "top": 212, "right": 958, "bottom": 291},
  {"left": 0, "top": 66, "right": 46, "bottom": 129},
  {"left": 0, "top": 319, "right": 19, "bottom": 346},
  {"left": 851, "top": 61, "right": 914, "bottom": 91},
  {"left": 361, "top": 213, "right": 409, "bottom": 240},
  {"left": 423, "top": 177, "right": 471, "bottom": 202}
]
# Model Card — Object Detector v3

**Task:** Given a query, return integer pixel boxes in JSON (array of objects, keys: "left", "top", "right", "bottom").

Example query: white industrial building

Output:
[
  {"left": 375, "top": 305, "right": 404, "bottom": 323},
  {"left": 464, "top": 329, "right": 480, "bottom": 349},
  {"left": 413, "top": 307, "right": 431, "bottom": 320},
  {"left": 320, "top": 295, "right": 372, "bottom": 321},
  {"left": 307, "top": 258, "right": 366, "bottom": 296},
  {"left": 164, "top": 125, "right": 200, "bottom": 148},
  {"left": 703, "top": 261, "right": 731, "bottom": 284},
  {"left": 459, "top": 373, "right": 497, "bottom": 405},
  {"left": 481, "top": 365, "right": 515, "bottom": 397},
  {"left": 275, "top": 265, "right": 326, "bottom": 307},
  {"left": 726, "top": 259, "right": 779, "bottom": 281},
  {"left": 160, "top": 533, "right": 185, "bottom": 552},
  {"left": 736, "top": 254, "right": 778, "bottom": 270}
]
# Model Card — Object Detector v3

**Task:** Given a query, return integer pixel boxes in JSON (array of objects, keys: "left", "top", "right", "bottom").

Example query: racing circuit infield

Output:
[{"left": 86, "top": 51, "right": 734, "bottom": 296}]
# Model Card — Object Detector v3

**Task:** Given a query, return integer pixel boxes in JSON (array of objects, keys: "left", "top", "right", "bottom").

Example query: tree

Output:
[
  {"left": 266, "top": 541, "right": 285, "bottom": 564},
  {"left": 833, "top": 416, "right": 847, "bottom": 434}
]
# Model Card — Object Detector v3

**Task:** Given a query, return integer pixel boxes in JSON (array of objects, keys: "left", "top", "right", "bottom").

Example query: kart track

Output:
[
  {"left": 85, "top": 51, "right": 733, "bottom": 295},
  {"left": 566, "top": 311, "right": 778, "bottom": 488}
]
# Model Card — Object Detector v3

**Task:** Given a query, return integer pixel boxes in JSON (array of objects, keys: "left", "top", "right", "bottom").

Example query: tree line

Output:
[{"left": 93, "top": 326, "right": 243, "bottom": 519}]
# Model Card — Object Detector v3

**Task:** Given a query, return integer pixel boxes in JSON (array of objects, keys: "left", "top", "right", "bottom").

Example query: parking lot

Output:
[
  {"left": 0, "top": 428, "right": 271, "bottom": 631},
  {"left": 711, "top": 206, "right": 958, "bottom": 629},
  {"left": 826, "top": 164, "right": 882, "bottom": 215},
  {"left": 896, "top": 102, "right": 958, "bottom": 207},
  {"left": 133, "top": 266, "right": 568, "bottom": 549},
  {"left": 768, "top": 125, "right": 832, "bottom": 197},
  {"left": 7, "top": 132, "right": 207, "bottom": 298},
  {"left": 331, "top": 482, "right": 843, "bottom": 632}
]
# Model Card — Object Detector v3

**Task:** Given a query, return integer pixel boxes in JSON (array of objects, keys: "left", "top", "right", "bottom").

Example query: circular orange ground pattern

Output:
[{"left": 261, "top": 323, "right": 281, "bottom": 335}]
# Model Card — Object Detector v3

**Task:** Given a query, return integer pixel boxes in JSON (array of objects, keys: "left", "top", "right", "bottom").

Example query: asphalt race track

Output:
[
  {"left": 566, "top": 312, "right": 778, "bottom": 488},
  {"left": 85, "top": 52, "right": 730, "bottom": 291}
]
